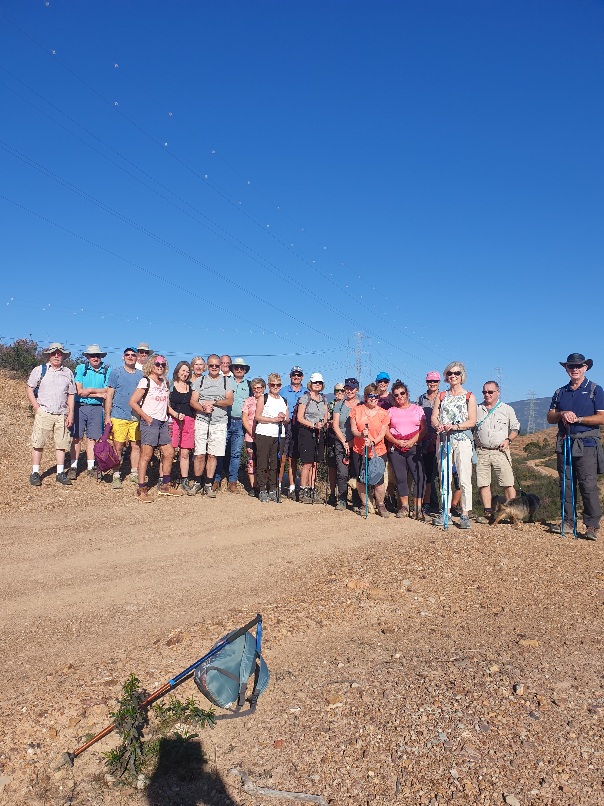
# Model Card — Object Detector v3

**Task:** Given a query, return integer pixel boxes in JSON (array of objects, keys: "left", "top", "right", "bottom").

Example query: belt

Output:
[{"left": 478, "top": 445, "right": 504, "bottom": 451}]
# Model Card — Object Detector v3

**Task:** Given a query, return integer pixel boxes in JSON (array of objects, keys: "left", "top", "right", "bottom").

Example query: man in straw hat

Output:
[
  {"left": 69, "top": 344, "right": 110, "bottom": 479},
  {"left": 26, "top": 342, "right": 76, "bottom": 486},
  {"left": 547, "top": 353, "right": 604, "bottom": 541}
]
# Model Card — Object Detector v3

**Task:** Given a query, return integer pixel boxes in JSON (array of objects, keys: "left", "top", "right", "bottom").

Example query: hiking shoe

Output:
[
  {"left": 458, "top": 514, "right": 471, "bottom": 530},
  {"left": 475, "top": 511, "right": 492, "bottom": 524},
  {"left": 268, "top": 491, "right": 280, "bottom": 503},
  {"left": 259, "top": 491, "right": 269, "bottom": 503},
  {"left": 550, "top": 522, "right": 574, "bottom": 536},
  {"left": 67, "top": 467, "right": 77, "bottom": 481},
  {"left": 29, "top": 472, "right": 42, "bottom": 487},
  {"left": 136, "top": 486, "right": 153, "bottom": 503},
  {"left": 248, "top": 488, "right": 257, "bottom": 498},
  {"left": 129, "top": 473, "right": 138, "bottom": 484},
  {"left": 112, "top": 476, "right": 123, "bottom": 490},
  {"left": 205, "top": 483, "right": 217, "bottom": 499},
  {"left": 377, "top": 505, "right": 390, "bottom": 519},
  {"left": 396, "top": 506, "right": 409, "bottom": 519},
  {"left": 180, "top": 479, "right": 191, "bottom": 492},
  {"left": 335, "top": 498, "right": 347, "bottom": 511},
  {"left": 56, "top": 472, "right": 72, "bottom": 486},
  {"left": 228, "top": 481, "right": 238, "bottom": 493},
  {"left": 158, "top": 483, "right": 184, "bottom": 497},
  {"left": 584, "top": 529, "right": 598, "bottom": 541},
  {"left": 288, "top": 485, "right": 296, "bottom": 499},
  {"left": 327, "top": 492, "right": 337, "bottom": 507},
  {"left": 421, "top": 503, "right": 432, "bottom": 516},
  {"left": 87, "top": 468, "right": 97, "bottom": 477},
  {"left": 432, "top": 513, "right": 448, "bottom": 527},
  {"left": 211, "top": 480, "right": 221, "bottom": 493},
  {"left": 187, "top": 481, "right": 202, "bottom": 496}
]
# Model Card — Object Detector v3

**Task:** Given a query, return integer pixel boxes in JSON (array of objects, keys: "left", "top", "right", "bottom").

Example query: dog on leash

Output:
[{"left": 491, "top": 492, "right": 541, "bottom": 526}]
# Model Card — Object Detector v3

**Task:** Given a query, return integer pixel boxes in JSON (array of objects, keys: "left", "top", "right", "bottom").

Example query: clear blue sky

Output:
[{"left": 1, "top": 0, "right": 602, "bottom": 405}]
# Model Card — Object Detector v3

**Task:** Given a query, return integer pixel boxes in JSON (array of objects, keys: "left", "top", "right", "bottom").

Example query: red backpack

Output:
[{"left": 93, "top": 422, "right": 121, "bottom": 473}]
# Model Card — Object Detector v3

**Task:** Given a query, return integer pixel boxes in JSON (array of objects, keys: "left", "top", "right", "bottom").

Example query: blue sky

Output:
[{"left": 1, "top": 0, "right": 602, "bottom": 406}]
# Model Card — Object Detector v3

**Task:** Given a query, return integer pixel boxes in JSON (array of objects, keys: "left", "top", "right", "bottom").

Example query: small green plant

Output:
[
  {"left": 103, "top": 674, "right": 147, "bottom": 780},
  {"left": 153, "top": 695, "right": 215, "bottom": 732}
]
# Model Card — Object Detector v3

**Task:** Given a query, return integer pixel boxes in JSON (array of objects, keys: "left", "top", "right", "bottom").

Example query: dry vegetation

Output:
[{"left": 1, "top": 370, "right": 603, "bottom": 806}]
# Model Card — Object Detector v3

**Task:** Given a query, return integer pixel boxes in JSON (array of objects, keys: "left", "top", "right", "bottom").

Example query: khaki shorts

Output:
[
  {"left": 111, "top": 417, "right": 141, "bottom": 444},
  {"left": 476, "top": 448, "right": 514, "bottom": 489},
  {"left": 31, "top": 410, "right": 72, "bottom": 451},
  {"left": 194, "top": 419, "right": 227, "bottom": 457}
]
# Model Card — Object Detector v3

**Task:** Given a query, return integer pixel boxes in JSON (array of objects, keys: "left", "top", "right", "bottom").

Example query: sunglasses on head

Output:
[{"left": 447, "top": 370, "right": 462, "bottom": 376}]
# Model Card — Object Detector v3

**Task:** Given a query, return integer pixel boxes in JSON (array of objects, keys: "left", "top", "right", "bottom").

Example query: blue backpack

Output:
[{"left": 194, "top": 620, "right": 269, "bottom": 712}]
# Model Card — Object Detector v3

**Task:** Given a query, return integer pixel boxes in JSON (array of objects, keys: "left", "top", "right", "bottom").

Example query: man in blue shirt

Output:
[
  {"left": 104, "top": 347, "right": 143, "bottom": 489},
  {"left": 216, "top": 357, "right": 251, "bottom": 492},
  {"left": 547, "top": 353, "right": 604, "bottom": 540},
  {"left": 69, "top": 344, "right": 110, "bottom": 478}
]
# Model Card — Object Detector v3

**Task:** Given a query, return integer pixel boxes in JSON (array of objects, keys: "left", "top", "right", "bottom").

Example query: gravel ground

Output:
[{"left": 1, "top": 372, "right": 602, "bottom": 806}]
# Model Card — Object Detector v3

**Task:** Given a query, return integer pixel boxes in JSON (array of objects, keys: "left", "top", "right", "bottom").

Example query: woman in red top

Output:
[{"left": 350, "top": 384, "right": 390, "bottom": 517}]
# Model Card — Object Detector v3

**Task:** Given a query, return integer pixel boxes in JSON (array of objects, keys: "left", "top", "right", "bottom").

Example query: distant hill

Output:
[{"left": 507, "top": 397, "right": 553, "bottom": 434}]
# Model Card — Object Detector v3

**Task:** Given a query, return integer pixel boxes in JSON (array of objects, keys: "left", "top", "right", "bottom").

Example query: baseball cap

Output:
[
  {"left": 344, "top": 377, "right": 359, "bottom": 389},
  {"left": 334, "top": 382, "right": 345, "bottom": 392},
  {"left": 376, "top": 372, "right": 390, "bottom": 382},
  {"left": 290, "top": 366, "right": 303, "bottom": 375},
  {"left": 309, "top": 372, "right": 324, "bottom": 384},
  {"left": 426, "top": 371, "right": 441, "bottom": 381}
]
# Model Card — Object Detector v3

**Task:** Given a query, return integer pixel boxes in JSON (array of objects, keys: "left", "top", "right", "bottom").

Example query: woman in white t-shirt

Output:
[
  {"left": 254, "top": 373, "right": 289, "bottom": 503},
  {"left": 129, "top": 355, "right": 183, "bottom": 502}
]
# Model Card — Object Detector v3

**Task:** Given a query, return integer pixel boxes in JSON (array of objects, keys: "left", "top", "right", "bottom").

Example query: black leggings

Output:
[{"left": 389, "top": 446, "right": 425, "bottom": 498}]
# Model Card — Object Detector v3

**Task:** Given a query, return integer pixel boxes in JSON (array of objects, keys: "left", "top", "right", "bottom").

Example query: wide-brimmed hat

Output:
[
  {"left": 426, "top": 371, "right": 441, "bottom": 381},
  {"left": 84, "top": 343, "right": 107, "bottom": 358},
  {"left": 334, "top": 382, "right": 345, "bottom": 392},
  {"left": 137, "top": 342, "right": 152, "bottom": 353},
  {"left": 560, "top": 352, "right": 593, "bottom": 371},
  {"left": 42, "top": 342, "right": 71, "bottom": 358},
  {"left": 230, "top": 357, "right": 250, "bottom": 372}
]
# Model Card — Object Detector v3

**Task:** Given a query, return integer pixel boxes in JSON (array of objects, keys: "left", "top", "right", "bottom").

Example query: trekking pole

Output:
[
  {"left": 276, "top": 423, "right": 281, "bottom": 503},
  {"left": 364, "top": 441, "right": 369, "bottom": 519},
  {"left": 444, "top": 433, "right": 450, "bottom": 530},
  {"left": 561, "top": 432, "right": 567, "bottom": 537},
  {"left": 311, "top": 425, "right": 320, "bottom": 504},
  {"left": 62, "top": 614, "right": 262, "bottom": 766},
  {"left": 566, "top": 429, "right": 578, "bottom": 538}
]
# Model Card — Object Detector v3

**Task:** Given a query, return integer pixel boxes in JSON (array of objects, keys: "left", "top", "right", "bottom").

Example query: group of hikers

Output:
[{"left": 26, "top": 342, "right": 603, "bottom": 539}]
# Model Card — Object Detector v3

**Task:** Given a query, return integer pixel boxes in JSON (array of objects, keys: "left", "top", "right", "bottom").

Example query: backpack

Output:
[
  {"left": 293, "top": 391, "right": 326, "bottom": 426},
  {"left": 139, "top": 377, "right": 170, "bottom": 409},
  {"left": 93, "top": 422, "right": 121, "bottom": 473},
  {"left": 194, "top": 620, "right": 269, "bottom": 713},
  {"left": 33, "top": 363, "right": 48, "bottom": 399}
]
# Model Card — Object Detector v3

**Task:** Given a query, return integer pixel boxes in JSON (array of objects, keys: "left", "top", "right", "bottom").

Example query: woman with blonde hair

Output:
[
  {"left": 254, "top": 373, "right": 289, "bottom": 503},
  {"left": 431, "top": 361, "right": 477, "bottom": 529},
  {"left": 190, "top": 356, "right": 206, "bottom": 382},
  {"left": 129, "top": 354, "right": 184, "bottom": 502}
]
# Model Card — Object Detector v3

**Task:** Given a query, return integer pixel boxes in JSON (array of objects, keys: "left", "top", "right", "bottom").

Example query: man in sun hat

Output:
[
  {"left": 69, "top": 344, "right": 110, "bottom": 479},
  {"left": 280, "top": 366, "right": 305, "bottom": 498},
  {"left": 547, "top": 353, "right": 604, "bottom": 541},
  {"left": 26, "top": 342, "right": 76, "bottom": 486},
  {"left": 417, "top": 371, "right": 441, "bottom": 515},
  {"left": 135, "top": 342, "right": 152, "bottom": 371},
  {"left": 215, "top": 356, "right": 251, "bottom": 492}
]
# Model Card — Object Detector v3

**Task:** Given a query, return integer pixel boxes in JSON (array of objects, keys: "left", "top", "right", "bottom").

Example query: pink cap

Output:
[{"left": 426, "top": 371, "right": 440, "bottom": 381}]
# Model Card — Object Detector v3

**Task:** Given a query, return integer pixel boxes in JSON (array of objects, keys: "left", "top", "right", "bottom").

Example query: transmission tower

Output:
[
  {"left": 527, "top": 390, "right": 536, "bottom": 434},
  {"left": 355, "top": 332, "right": 363, "bottom": 385},
  {"left": 494, "top": 366, "right": 503, "bottom": 395}
]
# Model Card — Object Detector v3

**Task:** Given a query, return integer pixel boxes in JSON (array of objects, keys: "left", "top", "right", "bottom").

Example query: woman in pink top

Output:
[
  {"left": 385, "top": 381, "right": 427, "bottom": 519},
  {"left": 242, "top": 377, "right": 266, "bottom": 496}
]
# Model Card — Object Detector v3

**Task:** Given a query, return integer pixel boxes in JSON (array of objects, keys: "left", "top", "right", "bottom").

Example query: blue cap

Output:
[
  {"left": 376, "top": 372, "right": 390, "bottom": 382},
  {"left": 344, "top": 377, "right": 359, "bottom": 389}
]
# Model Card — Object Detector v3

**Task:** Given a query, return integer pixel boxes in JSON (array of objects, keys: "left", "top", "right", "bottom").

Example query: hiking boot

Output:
[
  {"left": 259, "top": 490, "right": 269, "bottom": 503},
  {"left": 432, "top": 512, "right": 449, "bottom": 527},
  {"left": 87, "top": 468, "right": 97, "bottom": 478},
  {"left": 211, "top": 480, "right": 221, "bottom": 493},
  {"left": 421, "top": 503, "right": 432, "bottom": 517},
  {"left": 29, "top": 472, "right": 42, "bottom": 487},
  {"left": 327, "top": 492, "right": 337, "bottom": 507},
  {"left": 112, "top": 476, "right": 123, "bottom": 490},
  {"left": 228, "top": 481, "right": 238, "bottom": 493},
  {"left": 67, "top": 467, "right": 77, "bottom": 481},
  {"left": 377, "top": 505, "right": 390, "bottom": 519},
  {"left": 158, "top": 483, "right": 184, "bottom": 497},
  {"left": 396, "top": 506, "right": 409, "bottom": 519},
  {"left": 268, "top": 491, "right": 280, "bottom": 503},
  {"left": 475, "top": 510, "right": 492, "bottom": 524},
  {"left": 56, "top": 472, "right": 72, "bottom": 486},
  {"left": 335, "top": 498, "right": 347, "bottom": 511},
  {"left": 205, "top": 483, "right": 217, "bottom": 499},
  {"left": 584, "top": 528, "right": 598, "bottom": 541},
  {"left": 248, "top": 488, "right": 257, "bottom": 497},
  {"left": 187, "top": 481, "right": 202, "bottom": 496},
  {"left": 136, "top": 486, "right": 153, "bottom": 503},
  {"left": 180, "top": 479, "right": 191, "bottom": 492},
  {"left": 458, "top": 514, "right": 471, "bottom": 530},
  {"left": 549, "top": 522, "right": 574, "bottom": 536}
]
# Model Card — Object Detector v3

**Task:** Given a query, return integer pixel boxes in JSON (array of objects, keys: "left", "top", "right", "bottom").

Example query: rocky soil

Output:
[{"left": 1, "top": 373, "right": 602, "bottom": 806}]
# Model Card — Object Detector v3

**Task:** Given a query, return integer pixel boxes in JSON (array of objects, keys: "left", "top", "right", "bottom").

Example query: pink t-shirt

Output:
[
  {"left": 388, "top": 404, "right": 425, "bottom": 441},
  {"left": 137, "top": 377, "right": 170, "bottom": 422},
  {"left": 242, "top": 395, "right": 258, "bottom": 442}
]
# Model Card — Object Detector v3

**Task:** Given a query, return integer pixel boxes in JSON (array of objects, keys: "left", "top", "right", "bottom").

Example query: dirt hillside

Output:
[{"left": 1, "top": 372, "right": 602, "bottom": 806}]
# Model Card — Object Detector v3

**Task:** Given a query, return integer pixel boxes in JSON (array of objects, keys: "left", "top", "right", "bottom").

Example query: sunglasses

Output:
[
  {"left": 208, "top": 363, "right": 220, "bottom": 368},
  {"left": 366, "top": 393, "right": 379, "bottom": 399},
  {"left": 393, "top": 391, "right": 407, "bottom": 398},
  {"left": 291, "top": 373, "right": 303, "bottom": 377},
  {"left": 446, "top": 370, "right": 462, "bottom": 376},
  {"left": 427, "top": 380, "right": 439, "bottom": 383},
  {"left": 566, "top": 364, "right": 585, "bottom": 370},
  {"left": 483, "top": 390, "right": 497, "bottom": 395},
  {"left": 124, "top": 352, "right": 136, "bottom": 357},
  {"left": 269, "top": 383, "right": 281, "bottom": 388},
  {"left": 155, "top": 362, "right": 167, "bottom": 368}
]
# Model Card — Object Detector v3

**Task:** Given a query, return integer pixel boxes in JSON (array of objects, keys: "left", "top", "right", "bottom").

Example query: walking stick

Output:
[
  {"left": 311, "top": 425, "right": 320, "bottom": 504},
  {"left": 364, "top": 442, "right": 369, "bottom": 519},
  {"left": 63, "top": 615, "right": 262, "bottom": 766},
  {"left": 566, "top": 428, "right": 578, "bottom": 538},
  {"left": 561, "top": 432, "right": 567, "bottom": 537},
  {"left": 276, "top": 422, "right": 282, "bottom": 503}
]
